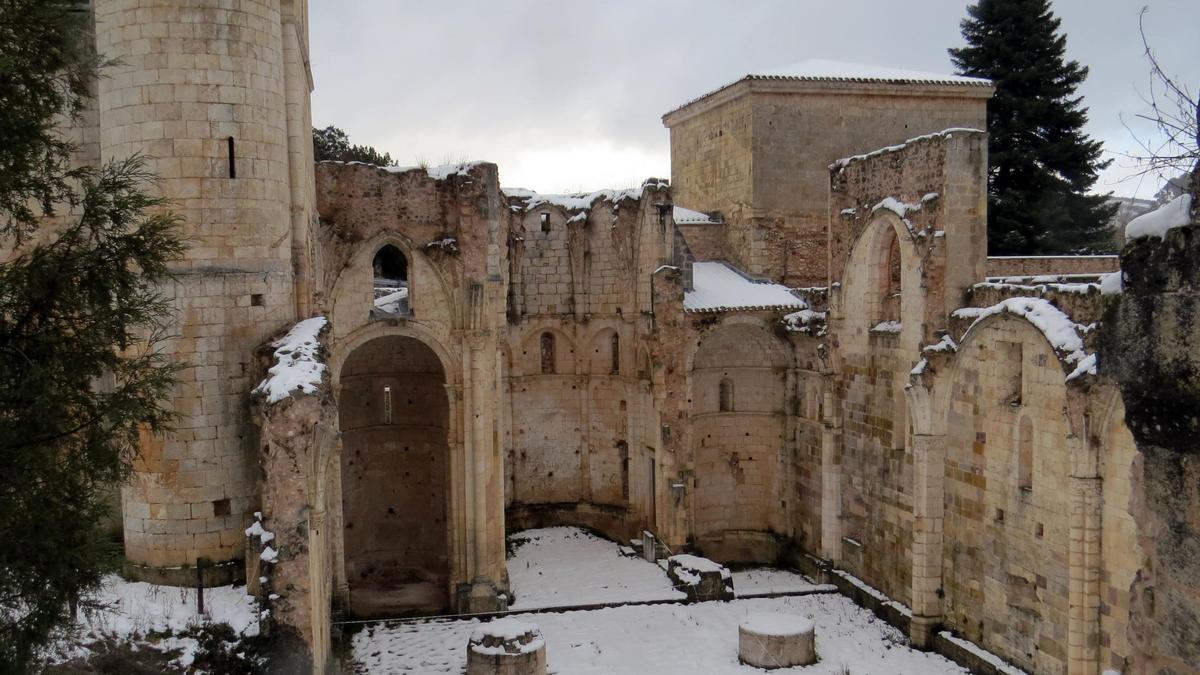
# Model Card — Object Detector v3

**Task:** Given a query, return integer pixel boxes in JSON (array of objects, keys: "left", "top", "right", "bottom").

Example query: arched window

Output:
[
  {"left": 718, "top": 378, "right": 734, "bottom": 412},
  {"left": 372, "top": 244, "right": 409, "bottom": 317},
  {"left": 878, "top": 228, "right": 901, "bottom": 323},
  {"left": 611, "top": 333, "right": 620, "bottom": 375},
  {"left": 540, "top": 332, "right": 556, "bottom": 374},
  {"left": 1018, "top": 416, "right": 1034, "bottom": 491}
]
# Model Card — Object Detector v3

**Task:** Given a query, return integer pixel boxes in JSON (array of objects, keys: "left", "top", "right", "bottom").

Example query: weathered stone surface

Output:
[
  {"left": 667, "top": 554, "right": 735, "bottom": 602},
  {"left": 1101, "top": 172, "right": 1200, "bottom": 675}
]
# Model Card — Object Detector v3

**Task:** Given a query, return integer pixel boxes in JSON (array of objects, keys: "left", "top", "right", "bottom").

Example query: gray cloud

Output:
[{"left": 310, "top": 0, "right": 1198, "bottom": 198}]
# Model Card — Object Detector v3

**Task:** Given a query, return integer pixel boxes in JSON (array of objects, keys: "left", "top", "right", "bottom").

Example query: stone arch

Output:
[
  {"left": 328, "top": 230, "right": 457, "bottom": 339},
  {"left": 939, "top": 314, "right": 1073, "bottom": 673},
  {"left": 840, "top": 212, "right": 924, "bottom": 453},
  {"left": 585, "top": 325, "right": 623, "bottom": 376},
  {"left": 839, "top": 212, "right": 924, "bottom": 347},
  {"left": 688, "top": 321, "right": 791, "bottom": 562},
  {"left": 330, "top": 320, "right": 460, "bottom": 388},
  {"left": 514, "top": 325, "right": 576, "bottom": 376},
  {"left": 336, "top": 333, "right": 453, "bottom": 617}
]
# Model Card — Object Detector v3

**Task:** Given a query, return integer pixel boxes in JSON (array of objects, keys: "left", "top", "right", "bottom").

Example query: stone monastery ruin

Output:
[{"left": 71, "top": 1, "right": 1200, "bottom": 674}]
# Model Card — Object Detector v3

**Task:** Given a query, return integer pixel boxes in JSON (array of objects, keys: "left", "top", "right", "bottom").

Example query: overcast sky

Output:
[{"left": 309, "top": 0, "right": 1198, "bottom": 199}]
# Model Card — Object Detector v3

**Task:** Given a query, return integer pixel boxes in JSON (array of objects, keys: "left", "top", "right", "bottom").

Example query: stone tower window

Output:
[
  {"left": 611, "top": 333, "right": 620, "bottom": 375},
  {"left": 540, "top": 332, "right": 556, "bottom": 374},
  {"left": 372, "top": 245, "right": 409, "bottom": 317},
  {"left": 1019, "top": 416, "right": 1034, "bottom": 491},
  {"left": 227, "top": 137, "right": 236, "bottom": 179},
  {"left": 719, "top": 378, "right": 734, "bottom": 412},
  {"left": 540, "top": 212, "right": 551, "bottom": 233}
]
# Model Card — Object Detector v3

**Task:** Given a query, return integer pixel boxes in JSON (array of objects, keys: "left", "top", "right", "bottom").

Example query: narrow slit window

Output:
[
  {"left": 540, "top": 212, "right": 551, "bottom": 233},
  {"left": 610, "top": 333, "right": 620, "bottom": 375},
  {"left": 540, "top": 332, "right": 556, "bottom": 374},
  {"left": 227, "top": 137, "right": 236, "bottom": 179}
]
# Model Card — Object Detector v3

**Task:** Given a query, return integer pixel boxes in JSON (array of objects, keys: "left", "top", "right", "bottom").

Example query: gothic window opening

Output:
[
  {"left": 878, "top": 227, "right": 901, "bottom": 323},
  {"left": 372, "top": 244, "right": 409, "bottom": 317},
  {"left": 540, "top": 212, "right": 551, "bottom": 233},
  {"left": 540, "top": 332, "right": 556, "bottom": 374},
  {"left": 719, "top": 378, "right": 734, "bottom": 412}
]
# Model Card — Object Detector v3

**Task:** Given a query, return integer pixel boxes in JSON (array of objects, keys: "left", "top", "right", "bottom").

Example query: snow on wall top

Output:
[
  {"left": 666, "top": 59, "right": 991, "bottom": 117},
  {"left": 830, "top": 128, "right": 983, "bottom": 170},
  {"left": 319, "top": 160, "right": 487, "bottom": 181},
  {"left": 952, "top": 298, "right": 1096, "bottom": 382},
  {"left": 673, "top": 205, "right": 722, "bottom": 225},
  {"left": 503, "top": 180, "right": 668, "bottom": 214},
  {"left": 685, "top": 262, "right": 805, "bottom": 313},
  {"left": 252, "top": 316, "right": 328, "bottom": 404},
  {"left": 1125, "top": 193, "right": 1193, "bottom": 240}
]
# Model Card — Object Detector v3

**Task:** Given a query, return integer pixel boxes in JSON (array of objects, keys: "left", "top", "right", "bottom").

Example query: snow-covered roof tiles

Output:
[
  {"left": 758, "top": 59, "right": 991, "bottom": 86},
  {"left": 673, "top": 205, "right": 722, "bottom": 225},
  {"left": 684, "top": 262, "right": 804, "bottom": 313},
  {"left": 666, "top": 59, "right": 991, "bottom": 117}
]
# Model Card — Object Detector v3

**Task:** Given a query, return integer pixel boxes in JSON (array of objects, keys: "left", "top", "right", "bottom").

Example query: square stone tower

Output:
[{"left": 662, "top": 59, "right": 992, "bottom": 286}]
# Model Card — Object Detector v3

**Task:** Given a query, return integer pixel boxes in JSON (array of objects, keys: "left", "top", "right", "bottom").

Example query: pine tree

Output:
[
  {"left": 950, "top": 0, "right": 1117, "bottom": 254},
  {"left": 313, "top": 125, "right": 394, "bottom": 166},
  {"left": 0, "top": 1, "right": 184, "bottom": 669}
]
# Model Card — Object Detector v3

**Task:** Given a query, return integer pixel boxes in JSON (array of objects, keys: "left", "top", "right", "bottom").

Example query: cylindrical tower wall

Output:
[{"left": 94, "top": 0, "right": 296, "bottom": 583}]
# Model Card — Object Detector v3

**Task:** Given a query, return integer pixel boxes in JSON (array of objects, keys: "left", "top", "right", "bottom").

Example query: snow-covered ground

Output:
[
  {"left": 347, "top": 527, "right": 967, "bottom": 673},
  {"left": 732, "top": 567, "right": 833, "bottom": 597},
  {"left": 507, "top": 527, "right": 685, "bottom": 610},
  {"left": 348, "top": 594, "right": 970, "bottom": 674},
  {"left": 50, "top": 574, "right": 259, "bottom": 669}
]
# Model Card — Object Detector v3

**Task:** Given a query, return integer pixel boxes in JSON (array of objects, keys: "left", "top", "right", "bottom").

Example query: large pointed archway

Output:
[{"left": 338, "top": 334, "right": 450, "bottom": 617}]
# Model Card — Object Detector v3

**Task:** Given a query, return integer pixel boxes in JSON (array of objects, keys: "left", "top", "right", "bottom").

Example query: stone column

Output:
[
  {"left": 1068, "top": 476, "right": 1102, "bottom": 675},
  {"left": 458, "top": 333, "right": 504, "bottom": 613},
  {"left": 909, "top": 433, "right": 946, "bottom": 647}
]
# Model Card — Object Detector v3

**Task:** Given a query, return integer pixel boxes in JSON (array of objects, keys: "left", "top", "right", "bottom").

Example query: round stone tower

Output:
[{"left": 93, "top": 0, "right": 311, "bottom": 584}]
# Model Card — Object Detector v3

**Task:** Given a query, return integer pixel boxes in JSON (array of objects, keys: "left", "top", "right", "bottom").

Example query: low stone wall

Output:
[{"left": 986, "top": 254, "right": 1118, "bottom": 278}]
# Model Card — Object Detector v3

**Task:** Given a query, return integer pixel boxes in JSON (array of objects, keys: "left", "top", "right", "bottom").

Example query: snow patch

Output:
[
  {"left": 684, "top": 262, "right": 805, "bottom": 312},
  {"left": 1125, "top": 193, "right": 1193, "bottom": 240},
  {"left": 831, "top": 128, "right": 984, "bottom": 170},
  {"left": 1100, "top": 271, "right": 1124, "bottom": 295},
  {"left": 871, "top": 320, "right": 903, "bottom": 333},
  {"left": 740, "top": 612, "right": 814, "bottom": 636},
  {"left": 252, "top": 316, "right": 328, "bottom": 404},
  {"left": 673, "top": 205, "right": 722, "bottom": 224},
  {"left": 952, "top": 298, "right": 1094, "bottom": 381},
  {"left": 939, "top": 631, "right": 1028, "bottom": 675}
]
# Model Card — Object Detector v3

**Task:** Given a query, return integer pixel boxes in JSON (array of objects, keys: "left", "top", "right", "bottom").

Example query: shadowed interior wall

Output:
[
  {"left": 690, "top": 322, "right": 790, "bottom": 562},
  {"left": 339, "top": 335, "right": 449, "bottom": 615}
]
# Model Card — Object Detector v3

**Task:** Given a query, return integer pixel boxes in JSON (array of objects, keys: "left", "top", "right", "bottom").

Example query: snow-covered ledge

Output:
[{"left": 253, "top": 316, "right": 329, "bottom": 404}]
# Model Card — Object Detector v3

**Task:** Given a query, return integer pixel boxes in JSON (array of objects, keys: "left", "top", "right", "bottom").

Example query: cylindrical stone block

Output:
[
  {"left": 467, "top": 618, "right": 547, "bottom": 675},
  {"left": 738, "top": 613, "right": 816, "bottom": 669}
]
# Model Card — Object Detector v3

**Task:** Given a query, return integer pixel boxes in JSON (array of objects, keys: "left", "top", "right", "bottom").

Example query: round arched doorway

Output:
[{"left": 338, "top": 334, "right": 449, "bottom": 617}]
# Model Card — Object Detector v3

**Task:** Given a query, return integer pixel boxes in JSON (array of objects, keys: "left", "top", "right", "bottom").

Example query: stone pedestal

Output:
[
  {"left": 667, "top": 554, "right": 735, "bottom": 602},
  {"left": 738, "top": 613, "right": 816, "bottom": 669},
  {"left": 467, "top": 618, "right": 547, "bottom": 675}
]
